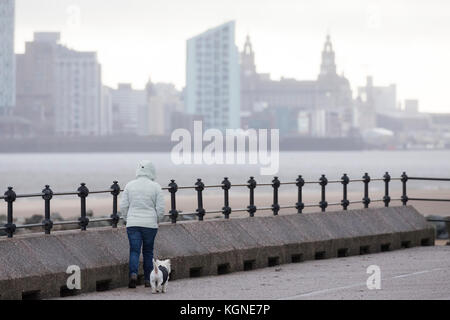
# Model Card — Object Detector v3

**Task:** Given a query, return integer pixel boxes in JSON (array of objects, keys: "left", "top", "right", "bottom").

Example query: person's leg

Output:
[
  {"left": 127, "top": 227, "right": 142, "bottom": 288},
  {"left": 142, "top": 228, "right": 158, "bottom": 283}
]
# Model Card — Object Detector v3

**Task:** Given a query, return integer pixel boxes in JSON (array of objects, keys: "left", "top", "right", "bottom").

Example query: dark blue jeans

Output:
[{"left": 126, "top": 227, "right": 158, "bottom": 281}]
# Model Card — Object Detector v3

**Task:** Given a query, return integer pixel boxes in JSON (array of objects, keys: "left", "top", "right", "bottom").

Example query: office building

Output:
[
  {"left": 110, "top": 83, "right": 146, "bottom": 135},
  {"left": 358, "top": 76, "right": 397, "bottom": 114},
  {"left": 16, "top": 32, "right": 102, "bottom": 136}
]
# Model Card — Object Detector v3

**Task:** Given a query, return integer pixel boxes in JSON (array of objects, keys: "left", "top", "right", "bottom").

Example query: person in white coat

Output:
[{"left": 120, "top": 160, "right": 165, "bottom": 288}]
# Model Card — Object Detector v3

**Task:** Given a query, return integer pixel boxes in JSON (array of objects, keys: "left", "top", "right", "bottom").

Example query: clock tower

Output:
[
  {"left": 319, "top": 34, "right": 337, "bottom": 78},
  {"left": 241, "top": 35, "right": 256, "bottom": 76}
]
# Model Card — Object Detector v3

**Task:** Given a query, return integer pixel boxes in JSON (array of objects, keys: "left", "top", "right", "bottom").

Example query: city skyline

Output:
[{"left": 14, "top": 0, "right": 450, "bottom": 113}]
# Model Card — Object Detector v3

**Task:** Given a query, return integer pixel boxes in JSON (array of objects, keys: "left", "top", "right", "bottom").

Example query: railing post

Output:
[
  {"left": 195, "top": 178, "right": 205, "bottom": 221},
  {"left": 247, "top": 176, "right": 257, "bottom": 217},
  {"left": 42, "top": 185, "right": 53, "bottom": 234},
  {"left": 4, "top": 186, "right": 16, "bottom": 238},
  {"left": 271, "top": 176, "right": 280, "bottom": 216},
  {"left": 401, "top": 172, "right": 408, "bottom": 206},
  {"left": 319, "top": 175, "right": 328, "bottom": 212},
  {"left": 168, "top": 180, "right": 178, "bottom": 224},
  {"left": 295, "top": 175, "right": 305, "bottom": 214},
  {"left": 362, "top": 173, "right": 371, "bottom": 208},
  {"left": 110, "top": 181, "right": 120, "bottom": 228},
  {"left": 341, "top": 173, "right": 350, "bottom": 210},
  {"left": 77, "top": 183, "right": 89, "bottom": 231},
  {"left": 221, "top": 177, "right": 231, "bottom": 219},
  {"left": 383, "top": 172, "right": 391, "bottom": 207}
]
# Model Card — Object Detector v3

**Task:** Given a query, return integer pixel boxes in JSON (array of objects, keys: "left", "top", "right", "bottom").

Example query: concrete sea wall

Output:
[{"left": 0, "top": 206, "right": 435, "bottom": 300}]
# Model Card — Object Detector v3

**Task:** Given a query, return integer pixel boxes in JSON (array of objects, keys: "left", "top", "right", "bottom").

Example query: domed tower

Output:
[
  {"left": 145, "top": 77, "right": 155, "bottom": 97},
  {"left": 319, "top": 34, "right": 337, "bottom": 78},
  {"left": 241, "top": 35, "right": 256, "bottom": 77},
  {"left": 315, "top": 34, "right": 354, "bottom": 137},
  {"left": 240, "top": 35, "right": 259, "bottom": 113}
]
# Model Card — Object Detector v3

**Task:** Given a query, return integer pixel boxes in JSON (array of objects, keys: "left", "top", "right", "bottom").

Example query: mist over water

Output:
[{"left": 1, "top": 150, "right": 449, "bottom": 194}]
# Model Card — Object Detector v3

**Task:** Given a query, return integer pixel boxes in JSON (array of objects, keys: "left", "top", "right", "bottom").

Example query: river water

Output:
[{"left": 0, "top": 150, "right": 449, "bottom": 194}]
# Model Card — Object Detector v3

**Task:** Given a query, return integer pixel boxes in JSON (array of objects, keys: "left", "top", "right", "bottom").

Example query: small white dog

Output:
[{"left": 150, "top": 258, "right": 171, "bottom": 293}]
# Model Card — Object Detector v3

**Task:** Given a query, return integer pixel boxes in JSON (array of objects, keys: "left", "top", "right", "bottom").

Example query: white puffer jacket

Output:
[{"left": 120, "top": 161, "right": 165, "bottom": 228}]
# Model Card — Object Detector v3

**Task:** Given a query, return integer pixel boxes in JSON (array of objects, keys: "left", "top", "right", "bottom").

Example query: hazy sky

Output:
[{"left": 15, "top": 0, "right": 450, "bottom": 112}]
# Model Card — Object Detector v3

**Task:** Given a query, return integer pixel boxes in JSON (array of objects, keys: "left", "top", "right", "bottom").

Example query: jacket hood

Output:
[{"left": 135, "top": 160, "right": 156, "bottom": 180}]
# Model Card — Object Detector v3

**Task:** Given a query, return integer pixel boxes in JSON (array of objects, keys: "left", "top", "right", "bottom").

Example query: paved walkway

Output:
[{"left": 60, "top": 245, "right": 450, "bottom": 300}]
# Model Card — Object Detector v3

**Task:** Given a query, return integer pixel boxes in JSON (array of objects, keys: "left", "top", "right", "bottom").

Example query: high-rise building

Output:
[
  {"left": 186, "top": 21, "right": 240, "bottom": 131},
  {"left": 16, "top": 33, "right": 60, "bottom": 134},
  {"left": 146, "top": 80, "right": 183, "bottom": 136},
  {"left": 100, "top": 86, "right": 113, "bottom": 136},
  {"left": 404, "top": 99, "right": 419, "bottom": 114},
  {"left": 145, "top": 80, "right": 164, "bottom": 136},
  {"left": 16, "top": 32, "right": 102, "bottom": 136},
  {"left": 0, "top": 0, "right": 15, "bottom": 115},
  {"left": 110, "top": 83, "right": 147, "bottom": 135},
  {"left": 355, "top": 76, "right": 398, "bottom": 132},
  {"left": 109, "top": 80, "right": 183, "bottom": 136},
  {"left": 54, "top": 41, "right": 102, "bottom": 136},
  {"left": 358, "top": 76, "right": 397, "bottom": 114}
]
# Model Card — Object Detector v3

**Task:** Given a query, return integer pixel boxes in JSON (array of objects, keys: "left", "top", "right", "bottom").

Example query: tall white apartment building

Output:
[
  {"left": 186, "top": 21, "right": 240, "bottom": 131},
  {"left": 0, "top": 0, "right": 15, "bottom": 115}
]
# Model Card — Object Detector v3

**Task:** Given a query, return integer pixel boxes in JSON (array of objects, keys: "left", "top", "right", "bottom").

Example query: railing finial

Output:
[
  {"left": 341, "top": 173, "right": 350, "bottom": 210},
  {"left": 383, "top": 172, "right": 391, "bottom": 207},
  {"left": 271, "top": 177, "right": 280, "bottom": 216},
  {"left": 195, "top": 178, "right": 205, "bottom": 221},
  {"left": 401, "top": 172, "right": 408, "bottom": 206},
  {"left": 295, "top": 175, "right": 305, "bottom": 214},
  {"left": 168, "top": 179, "right": 179, "bottom": 223},
  {"left": 221, "top": 177, "right": 232, "bottom": 219},
  {"left": 110, "top": 181, "right": 121, "bottom": 228},
  {"left": 247, "top": 176, "right": 257, "bottom": 217},
  {"left": 4, "top": 186, "right": 17, "bottom": 238},
  {"left": 362, "top": 173, "right": 371, "bottom": 208},
  {"left": 319, "top": 174, "right": 328, "bottom": 212},
  {"left": 77, "top": 182, "right": 90, "bottom": 230},
  {"left": 42, "top": 185, "right": 54, "bottom": 234}
]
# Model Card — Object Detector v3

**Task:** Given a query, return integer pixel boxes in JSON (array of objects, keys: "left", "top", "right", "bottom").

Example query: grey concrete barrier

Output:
[{"left": 0, "top": 206, "right": 435, "bottom": 300}]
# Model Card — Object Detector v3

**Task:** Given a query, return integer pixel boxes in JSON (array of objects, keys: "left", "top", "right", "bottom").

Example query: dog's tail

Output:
[{"left": 153, "top": 259, "right": 158, "bottom": 274}]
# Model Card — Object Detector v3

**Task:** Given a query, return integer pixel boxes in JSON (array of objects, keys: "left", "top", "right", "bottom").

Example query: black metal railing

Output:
[{"left": 1, "top": 172, "right": 450, "bottom": 238}]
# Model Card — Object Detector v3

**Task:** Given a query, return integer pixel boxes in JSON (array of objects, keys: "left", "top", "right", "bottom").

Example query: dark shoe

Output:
[
  {"left": 144, "top": 281, "right": 151, "bottom": 288},
  {"left": 128, "top": 274, "right": 137, "bottom": 288}
]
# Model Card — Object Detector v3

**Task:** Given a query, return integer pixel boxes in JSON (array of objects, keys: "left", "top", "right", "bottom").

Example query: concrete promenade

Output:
[{"left": 61, "top": 245, "right": 450, "bottom": 300}]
